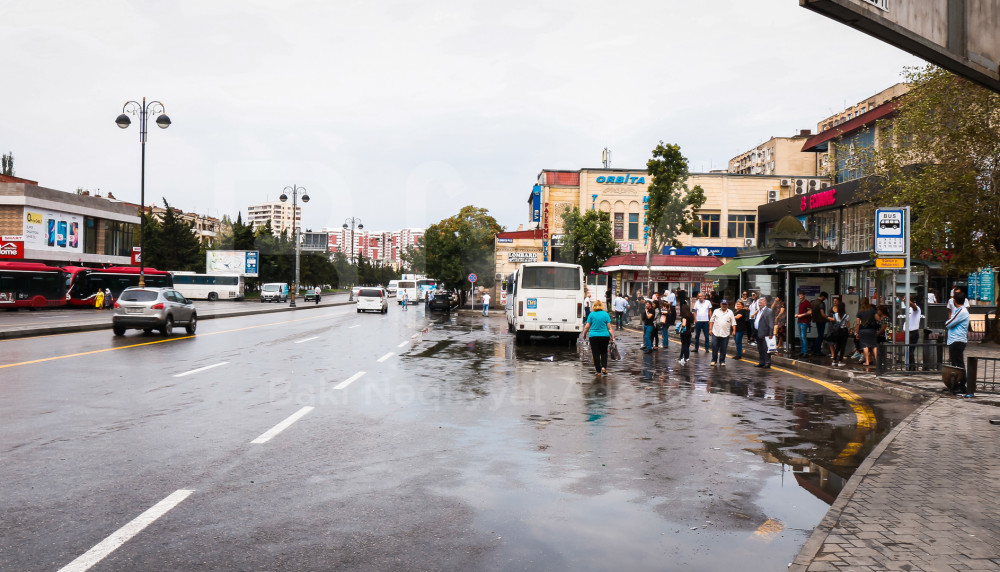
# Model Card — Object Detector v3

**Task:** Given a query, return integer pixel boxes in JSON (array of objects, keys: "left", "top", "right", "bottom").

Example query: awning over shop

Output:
[
  {"left": 704, "top": 255, "right": 770, "bottom": 278},
  {"left": 599, "top": 253, "right": 720, "bottom": 274}
]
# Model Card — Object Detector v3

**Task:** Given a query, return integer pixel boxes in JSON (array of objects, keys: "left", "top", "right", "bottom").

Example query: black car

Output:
[{"left": 427, "top": 292, "right": 453, "bottom": 312}]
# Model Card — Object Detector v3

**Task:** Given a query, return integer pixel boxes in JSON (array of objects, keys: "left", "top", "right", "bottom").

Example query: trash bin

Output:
[{"left": 942, "top": 365, "right": 964, "bottom": 392}]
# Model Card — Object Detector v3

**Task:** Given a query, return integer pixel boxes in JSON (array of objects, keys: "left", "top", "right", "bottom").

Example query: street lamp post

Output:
[
  {"left": 280, "top": 185, "right": 309, "bottom": 308},
  {"left": 343, "top": 217, "right": 364, "bottom": 294},
  {"left": 116, "top": 97, "right": 171, "bottom": 288}
]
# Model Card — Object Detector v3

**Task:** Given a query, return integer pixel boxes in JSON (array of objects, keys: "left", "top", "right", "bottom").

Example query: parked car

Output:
[
  {"left": 112, "top": 287, "right": 197, "bottom": 336},
  {"left": 260, "top": 282, "right": 288, "bottom": 303},
  {"left": 356, "top": 287, "right": 388, "bottom": 313},
  {"left": 427, "top": 292, "right": 454, "bottom": 312}
]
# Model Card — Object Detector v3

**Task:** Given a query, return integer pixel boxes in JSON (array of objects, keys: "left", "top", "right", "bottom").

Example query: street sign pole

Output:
[{"left": 905, "top": 206, "right": 911, "bottom": 367}]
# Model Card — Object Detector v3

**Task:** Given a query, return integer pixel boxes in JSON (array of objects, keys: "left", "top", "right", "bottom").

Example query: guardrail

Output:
[
  {"left": 875, "top": 340, "right": 945, "bottom": 376},
  {"left": 968, "top": 357, "right": 1000, "bottom": 394}
]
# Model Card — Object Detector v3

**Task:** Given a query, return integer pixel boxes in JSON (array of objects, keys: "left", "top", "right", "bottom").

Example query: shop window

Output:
[
  {"left": 628, "top": 213, "right": 639, "bottom": 240},
  {"left": 727, "top": 214, "right": 755, "bottom": 238},
  {"left": 84, "top": 217, "right": 98, "bottom": 254},
  {"left": 104, "top": 220, "right": 134, "bottom": 257},
  {"left": 699, "top": 213, "right": 720, "bottom": 238},
  {"left": 614, "top": 213, "right": 624, "bottom": 240}
]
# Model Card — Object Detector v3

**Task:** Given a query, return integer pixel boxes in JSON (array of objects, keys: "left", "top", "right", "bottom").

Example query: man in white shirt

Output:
[
  {"left": 947, "top": 287, "right": 971, "bottom": 312},
  {"left": 927, "top": 290, "right": 938, "bottom": 304},
  {"left": 665, "top": 290, "right": 676, "bottom": 306},
  {"left": 709, "top": 300, "right": 736, "bottom": 366},
  {"left": 906, "top": 297, "right": 921, "bottom": 367},
  {"left": 482, "top": 292, "right": 491, "bottom": 316},
  {"left": 692, "top": 292, "right": 714, "bottom": 353},
  {"left": 612, "top": 293, "right": 628, "bottom": 330}
]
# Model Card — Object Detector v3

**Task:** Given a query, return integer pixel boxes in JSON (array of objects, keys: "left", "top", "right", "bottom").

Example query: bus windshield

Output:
[{"left": 520, "top": 266, "right": 581, "bottom": 290}]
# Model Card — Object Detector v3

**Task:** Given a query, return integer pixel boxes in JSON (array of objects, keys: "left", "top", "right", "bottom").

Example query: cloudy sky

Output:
[{"left": 2, "top": 0, "right": 924, "bottom": 233}]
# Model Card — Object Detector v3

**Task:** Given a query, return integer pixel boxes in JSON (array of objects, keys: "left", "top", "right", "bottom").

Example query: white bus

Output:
[
  {"left": 396, "top": 280, "right": 418, "bottom": 304},
  {"left": 416, "top": 278, "right": 438, "bottom": 301},
  {"left": 505, "top": 262, "right": 586, "bottom": 345},
  {"left": 170, "top": 272, "right": 245, "bottom": 301}
]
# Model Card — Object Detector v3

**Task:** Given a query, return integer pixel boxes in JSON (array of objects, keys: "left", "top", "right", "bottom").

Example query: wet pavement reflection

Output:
[{"left": 397, "top": 311, "right": 917, "bottom": 571}]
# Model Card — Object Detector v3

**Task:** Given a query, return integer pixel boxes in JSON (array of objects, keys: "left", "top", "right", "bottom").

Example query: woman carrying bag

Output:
[
  {"left": 583, "top": 300, "right": 614, "bottom": 376},
  {"left": 677, "top": 303, "right": 694, "bottom": 365},
  {"left": 827, "top": 300, "right": 851, "bottom": 366},
  {"left": 659, "top": 300, "right": 674, "bottom": 349}
]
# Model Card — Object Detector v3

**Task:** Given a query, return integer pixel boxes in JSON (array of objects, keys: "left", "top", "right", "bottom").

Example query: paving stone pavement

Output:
[{"left": 791, "top": 396, "right": 1000, "bottom": 571}]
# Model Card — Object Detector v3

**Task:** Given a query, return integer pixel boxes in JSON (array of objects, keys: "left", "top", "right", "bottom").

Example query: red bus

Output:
[
  {"left": 0, "top": 261, "right": 71, "bottom": 309},
  {"left": 65, "top": 266, "right": 174, "bottom": 307}
]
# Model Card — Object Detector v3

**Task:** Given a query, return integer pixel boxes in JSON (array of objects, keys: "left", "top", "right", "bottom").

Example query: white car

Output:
[{"left": 356, "top": 287, "right": 388, "bottom": 313}]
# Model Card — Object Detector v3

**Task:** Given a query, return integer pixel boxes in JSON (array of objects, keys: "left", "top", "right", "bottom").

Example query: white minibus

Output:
[
  {"left": 505, "top": 262, "right": 585, "bottom": 345},
  {"left": 396, "top": 280, "right": 417, "bottom": 304}
]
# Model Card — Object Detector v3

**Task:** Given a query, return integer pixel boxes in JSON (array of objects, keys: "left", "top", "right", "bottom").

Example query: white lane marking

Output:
[
  {"left": 376, "top": 352, "right": 394, "bottom": 363},
  {"left": 349, "top": 324, "right": 360, "bottom": 329},
  {"left": 57, "top": 489, "right": 195, "bottom": 572},
  {"left": 294, "top": 336, "right": 319, "bottom": 344},
  {"left": 250, "top": 406, "right": 315, "bottom": 444},
  {"left": 397, "top": 341, "right": 409, "bottom": 348},
  {"left": 173, "top": 362, "right": 229, "bottom": 378},
  {"left": 334, "top": 371, "right": 366, "bottom": 390}
]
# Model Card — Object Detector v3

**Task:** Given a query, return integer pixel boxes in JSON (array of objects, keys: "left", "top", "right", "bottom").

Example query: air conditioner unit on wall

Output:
[
  {"left": 780, "top": 179, "right": 790, "bottom": 187},
  {"left": 820, "top": 181, "right": 830, "bottom": 189},
  {"left": 767, "top": 190, "right": 779, "bottom": 200},
  {"left": 744, "top": 238, "right": 756, "bottom": 247},
  {"left": 795, "top": 187, "right": 806, "bottom": 195},
  {"left": 808, "top": 179, "right": 818, "bottom": 189}
]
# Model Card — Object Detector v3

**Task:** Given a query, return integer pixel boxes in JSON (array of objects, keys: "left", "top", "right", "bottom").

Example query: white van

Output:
[
  {"left": 260, "top": 282, "right": 289, "bottom": 303},
  {"left": 356, "top": 287, "right": 388, "bottom": 313},
  {"left": 387, "top": 280, "right": 399, "bottom": 297},
  {"left": 396, "top": 280, "right": 417, "bottom": 304}
]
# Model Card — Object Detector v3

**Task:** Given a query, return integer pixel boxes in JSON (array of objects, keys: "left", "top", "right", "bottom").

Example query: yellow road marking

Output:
[{"left": 0, "top": 312, "right": 337, "bottom": 370}]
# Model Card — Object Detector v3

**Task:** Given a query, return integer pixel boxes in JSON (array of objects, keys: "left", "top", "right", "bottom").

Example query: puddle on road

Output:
[{"left": 397, "top": 314, "right": 913, "bottom": 571}]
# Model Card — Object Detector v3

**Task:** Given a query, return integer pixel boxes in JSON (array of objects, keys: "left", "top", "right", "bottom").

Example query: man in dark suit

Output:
[{"left": 754, "top": 296, "right": 774, "bottom": 368}]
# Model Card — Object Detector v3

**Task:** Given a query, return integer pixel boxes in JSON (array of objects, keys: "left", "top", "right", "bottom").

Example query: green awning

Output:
[{"left": 704, "top": 255, "right": 770, "bottom": 278}]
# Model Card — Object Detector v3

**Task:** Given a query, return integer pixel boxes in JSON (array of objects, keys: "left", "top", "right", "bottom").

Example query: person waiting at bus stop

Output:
[
  {"left": 945, "top": 291, "right": 970, "bottom": 394},
  {"left": 612, "top": 292, "right": 628, "bottom": 330},
  {"left": 692, "top": 292, "right": 713, "bottom": 353}
]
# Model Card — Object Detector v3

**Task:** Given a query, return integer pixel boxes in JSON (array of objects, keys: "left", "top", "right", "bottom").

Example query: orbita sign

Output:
[{"left": 596, "top": 175, "right": 646, "bottom": 184}]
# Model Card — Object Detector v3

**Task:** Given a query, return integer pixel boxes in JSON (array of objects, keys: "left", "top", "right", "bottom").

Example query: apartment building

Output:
[{"left": 246, "top": 201, "right": 301, "bottom": 236}]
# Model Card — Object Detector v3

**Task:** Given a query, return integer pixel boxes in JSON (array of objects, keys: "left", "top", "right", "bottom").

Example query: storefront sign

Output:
[
  {"left": 631, "top": 271, "right": 694, "bottom": 282},
  {"left": 508, "top": 252, "right": 538, "bottom": 262},
  {"left": 0, "top": 236, "right": 24, "bottom": 259},
  {"left": 496, "top": 238, "right": 513, "bottom": 243},
  {"left": 617, "top": 241, "right": 635, "bottom": 252},
  {"left": 531, "top": 185, "right": 541, "bottom": 222},
  {"left": 968, "top": 267, "right": 995, "bottom": 302},
  {"left": 875, "top": 258, "right": 905, "bottom": 269},
  {"left": 596, "top": 175, "right": 646, "bottom": 184},
  {"left": 131, "top": 247, "right": 142, "bottom": 265},
  {"left": 800, "top": 188, "right": 837, "bottom": 212},
  {"left": 663, "top": 246, "right": 739, "bottom": 257}
]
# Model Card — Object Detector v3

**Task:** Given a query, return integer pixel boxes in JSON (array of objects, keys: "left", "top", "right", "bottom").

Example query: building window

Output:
[
  {"left": 84, "top": 217, "right": 98, "bottom": 254},
  {"left": 628, "top": 213, "right": 639, "bottom": 240},
  {"left": 104, "top": 220, "right": 134, "bottom": 257},
  {"left": 614, "top": 213, "right": 624, "bottom": 240},
  {"left": 699, "top": 213, "right": 720, "bottom": 238},
  {"left": 835, "top": 128, "right": 875, "bottom": 184},
  {"left": 727, "top": 214, "right": 755, "bottom": 238},
  {"left": 840, "top": 204, "right": 874, "bottom": 253}
]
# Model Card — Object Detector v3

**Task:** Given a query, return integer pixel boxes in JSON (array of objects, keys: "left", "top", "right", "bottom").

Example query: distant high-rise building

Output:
[{"left": 246, "top": 201, "right": 300, "bottom": 236}]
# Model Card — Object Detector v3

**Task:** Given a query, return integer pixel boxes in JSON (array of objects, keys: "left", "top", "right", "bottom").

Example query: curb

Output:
[
  {"left": 788, "top": 396, "right": 940, "bottom": 571},
  {"left": 0, "top": 300, "right": 355, "bottom": 340}
]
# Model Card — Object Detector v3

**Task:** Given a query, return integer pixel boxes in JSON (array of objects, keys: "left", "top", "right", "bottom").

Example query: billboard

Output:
[
  {"left": 206, "top": 250, "right": 260, "bottom": 276},
  {"left": 23, "top": 209, "right": 83, "bottom": 254},
  {"left": 0, "top": 235, "right": 24, "bottom": 259}
]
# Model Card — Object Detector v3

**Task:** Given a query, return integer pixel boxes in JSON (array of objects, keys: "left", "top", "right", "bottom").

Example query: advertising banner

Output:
[
  {"left": 23, "top": 209, "right": 83, "bottom": 254},
  {"left": 206, "top": 250, "right": 260, "bottom": 276}
]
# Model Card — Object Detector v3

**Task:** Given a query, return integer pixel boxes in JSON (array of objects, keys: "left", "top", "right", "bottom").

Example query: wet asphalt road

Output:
[{"left": 0, "top": 304, "right": 918, "bottom": 571}]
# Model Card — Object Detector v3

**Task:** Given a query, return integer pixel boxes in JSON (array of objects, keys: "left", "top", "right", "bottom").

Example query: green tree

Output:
[
  {"left": 424, "top": 206, "right": 504, "bottom": 295},
  {"left": 1, "top": 152, "right": 14, "bottom": 176},
  {"left": 868, "top": 65, "right": 1000, "bottom": 273},
  {"left": 232, "top": 212, "right": 256, "bottom": 251},
  {"left": 558, "top": 207, "right": 620, "bottom": 274},
  {"left": 400, "top": 240, "right": 426, "bottom": 274},
  {"left": 143, "top": 198, "right": 202, "bottom": 271},
  {"left": 645, "top": 141, "right": 706, "bottom": 291}
]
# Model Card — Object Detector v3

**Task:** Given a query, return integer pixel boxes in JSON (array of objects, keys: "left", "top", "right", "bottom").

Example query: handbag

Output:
[
  {"left": 675, "top": 322, "right": 686, "bottom": 334},
  {"left": 609, "top": 340, "right": 622, "bottom": 361},
  {"left": 823, "top": 327, "right": 838, "bottom": 342},
  {"left": 765, "top": 335, "right": 777, "bottom": 353}
]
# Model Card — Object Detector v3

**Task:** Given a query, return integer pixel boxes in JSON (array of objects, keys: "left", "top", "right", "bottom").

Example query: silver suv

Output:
[{"left": 112, "top": 287, "right": 197, "bottom": 336}]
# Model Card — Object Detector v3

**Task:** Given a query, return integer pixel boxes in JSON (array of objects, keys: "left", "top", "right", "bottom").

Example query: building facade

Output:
[
  {"left": 0, "top": 176, "right": 139, "bottom": 266},
  {"left": 728, "top": 131, "right": 819, "bottom": 176},
  {"left": 246, "top": 201, "right": 301, "bottom": 236}
]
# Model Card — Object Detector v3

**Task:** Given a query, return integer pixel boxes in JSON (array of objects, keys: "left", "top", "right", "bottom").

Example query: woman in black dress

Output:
[{"left": 855, "top": 297, "right": 879, "bottom": 366}]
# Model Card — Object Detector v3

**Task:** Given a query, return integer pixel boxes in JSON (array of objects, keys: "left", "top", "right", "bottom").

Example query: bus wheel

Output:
[{"left": 208, "top": 292, "right": 218, "bottom": 301}]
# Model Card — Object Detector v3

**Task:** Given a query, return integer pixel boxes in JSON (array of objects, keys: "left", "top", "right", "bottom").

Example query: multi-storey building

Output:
[
  {"left": 146, "top": 205, "right": 221, "bottom": 246},
  {"left": 728, "top": 131, "right": 819, "bottom": 176},
  {"left": 321, "top": 226, "right": 424, "bottom": 270},
  {"left": 246, "top": 201, "right": 300, "bottom": 236}
]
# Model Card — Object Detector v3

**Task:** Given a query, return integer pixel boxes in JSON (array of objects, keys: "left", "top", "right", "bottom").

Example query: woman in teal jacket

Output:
[{"left": 583, "top": 299, "right": 615, "bottom": 375}]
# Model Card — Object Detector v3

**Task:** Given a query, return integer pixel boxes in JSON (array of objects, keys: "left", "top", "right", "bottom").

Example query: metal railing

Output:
[
  {"left": 967, "top": 357, "right": 1000, "bottom": 394},
  {"left": 875, "top": 340, "right": 945, "bottom": 375}
]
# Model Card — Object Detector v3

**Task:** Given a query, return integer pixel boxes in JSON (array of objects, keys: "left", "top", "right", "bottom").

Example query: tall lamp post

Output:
[
  {"left": 116, "top": 97, "right": 171, "bottom": 288},
  {"left": 280, "top": 185, "right": 309, "bottom": 307},
  {"left": 343, "top": 217, "right": 363, "bottom": 292}
]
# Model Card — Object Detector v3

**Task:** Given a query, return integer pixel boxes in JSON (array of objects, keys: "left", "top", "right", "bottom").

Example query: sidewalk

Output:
[{"left": 622, "top": 320, "right": 1000, "bottom": 569}]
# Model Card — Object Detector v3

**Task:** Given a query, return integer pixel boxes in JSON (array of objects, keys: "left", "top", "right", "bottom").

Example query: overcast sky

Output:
[{"left": 2, "top": 0, "right": 924, "bottom": 233}]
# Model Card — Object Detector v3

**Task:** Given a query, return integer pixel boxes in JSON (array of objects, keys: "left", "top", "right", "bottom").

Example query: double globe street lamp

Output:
[
  {"left": 280, "top": 185, "right": 309, "bottom": 307},
  {"left": 343, "top": 217, "right": 363, "bottom": 299},
  {"left": 116, "top": 97, "right": 171, "bottom": 288}
]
